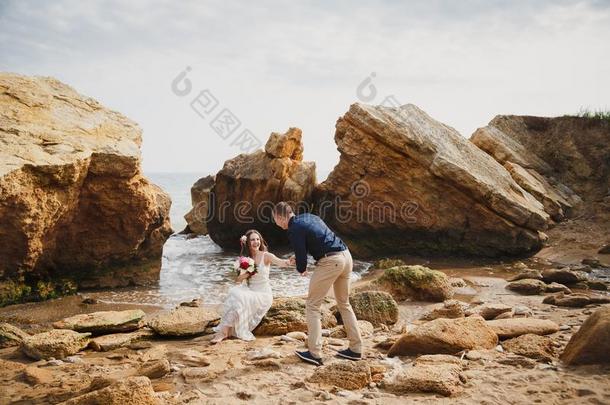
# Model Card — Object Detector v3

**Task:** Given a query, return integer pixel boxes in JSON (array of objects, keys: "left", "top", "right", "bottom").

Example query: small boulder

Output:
[
  {"left": 329, "top": 320, "right": 374, "bottom": 338},
  {"left": 497, "top": 354, "right": 538, "bottom": 368},
  {"left": 501, "top": 334, "right": 555, "bottom": 361},
  {"left": 0, "top": 322, "right": 29, "bottom": 348},
  {"left": 179, "top": 298, "right": 202, "bottom": 307},
  {"left": 506, "top": 279, "right": 547, "bottom": 295},
  {"left": 172, "top": 348, "right": 210, "bottom": 367},
  {"left": 58, "top": 376, "right": 159, "bottom": 405},
  {"left": 561, "top": 307, "right": 610, "bottom": 365},
  {"left": 581, "top": 258, "right": 602, "bottom": 268},
  {"left": 21, "top": 329, "right": 91, "bottom": 360},
  {"left": 388, "top": 316, "right": 497, "bottom": 357},
  {"left": 374, "top": 265, "right": 453, "bottom": 302},
  {"left": 384, "top": 363, "right": 464, "bottom": 397},
  {"left": 493, "top": 310, "right": 515, "bottom": 320},
  {"left": 22, "top": 366, "right": 54, "bottom": 385},
  {"left": 307, "top": 362, "right": 372, "bottom": 390},
  {"left": 181, "top": 367, "right": 217, "bottom": 383},
  {"left": 285, "top": 331, "right": 307, "bottom": 341},
  {"left": 543, "top": 292, "right": 610, "bottom": 308},
  {"left": 585, "top": 280, "right": 608, "bottom": 291},
  {"left": 254, "top": 297, "right": 336, "bottom": 335},
  {"left": 514, "top": 305, "right": 533, "bottom": 317},
  {"left": 486, "top": 318, "right": 559, "bottom": 339},
  {"left": 136, "top": 359, "right": 171, "bottom": 379},
  {"left": 541, "top": 269, "right": 587, "bottom": 285},
  {"left": 420, "top": 300, "right": 465, "bottom": 321},
  {"left": 147, "top": 306, "right": 219, "bottom": 336},
  {"left": 349, "top": 291, "right": 398, "bottom": 325},
  {"left": 598, "top": 245, "right": 610, "bottom": 254},
  {"left": 508, "top": 270, "right": 543, "bottom": 282},
  {"left": 89, "top": 328, "right": 155, "bottom": 352},
  {"left": 53, "top": 310, "right": 145, "bottom": 334},
  {"left": 545, "top": 282, "right": 572, "bottom": 294},
  {"left": 470, "top": 303, "right": 512, "bottom": 320}
]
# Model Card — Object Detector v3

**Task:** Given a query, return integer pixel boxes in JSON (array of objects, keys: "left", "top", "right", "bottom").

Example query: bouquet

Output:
[{"left": 233, "top": 256, "right": 258, "bottom": 278}]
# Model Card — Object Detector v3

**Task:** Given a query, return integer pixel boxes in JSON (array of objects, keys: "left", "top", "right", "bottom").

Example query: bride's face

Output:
[{"left": 248, "top": 233, "right": 261, "bottom": 251}]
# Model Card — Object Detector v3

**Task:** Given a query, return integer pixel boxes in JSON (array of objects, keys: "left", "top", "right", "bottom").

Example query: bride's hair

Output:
[{"left": 240, "top": 229, "right": 268, "bottom": 258}]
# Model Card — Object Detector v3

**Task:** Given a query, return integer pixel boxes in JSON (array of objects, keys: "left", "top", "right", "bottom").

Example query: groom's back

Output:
[{"left": 289, "top": 213, "right": 347, "bottom": 261}]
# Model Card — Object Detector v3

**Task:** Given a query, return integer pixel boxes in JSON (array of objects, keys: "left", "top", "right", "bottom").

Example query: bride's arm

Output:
[
  {"left": 236, "top": 271, "right": 249, "bottom": 283},
  {"left": 265, "top": 252, "right": 291, "bottom": 267}
]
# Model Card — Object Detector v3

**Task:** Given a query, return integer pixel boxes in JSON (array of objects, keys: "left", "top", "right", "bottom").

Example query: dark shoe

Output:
[
  {"left": 295, "top": 350, "right": 323, "bottom": 366},
  {"left": 336, "top": 348, "right": 362, "bottom": 360}
]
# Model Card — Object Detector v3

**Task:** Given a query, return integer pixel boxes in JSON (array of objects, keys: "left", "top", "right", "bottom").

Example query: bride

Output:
[{"left": 211, "top": 229, "right": 291, "bottom": 343}]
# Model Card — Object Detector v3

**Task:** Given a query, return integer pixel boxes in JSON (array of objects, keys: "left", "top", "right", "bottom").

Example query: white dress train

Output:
[{"left": 213, "top": 254, "right": 273, "bottom": 341}]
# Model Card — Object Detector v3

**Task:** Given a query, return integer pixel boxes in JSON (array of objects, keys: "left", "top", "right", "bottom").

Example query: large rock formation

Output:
[
  {"left": 206, "top": 128, "right": 316, "bottom": 248},
  {"left": 314, "top": 103, "right": 549, "bottom": 257},
  {"left": 471, "top": 115, "right": 610, "bottom": 219},
  {"left": 182, "top": 175, "right": 214, "bottom": 235},
  {"left": 0, "top": 73, "right": 172, "bottom": 305}
]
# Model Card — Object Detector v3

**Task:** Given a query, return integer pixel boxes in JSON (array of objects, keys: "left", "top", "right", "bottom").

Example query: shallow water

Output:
[{"left": 89, "top": 235, "right": 371, "bottom": 308}]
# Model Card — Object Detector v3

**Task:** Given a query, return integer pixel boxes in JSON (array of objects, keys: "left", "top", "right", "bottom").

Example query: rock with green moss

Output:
[
  {"left": 36, "top": 281, "right": 58, "bottom": 300},
  {"left": 0, "top": 280, "right": 32, "bottom": 307},
  {"left": 254, "top": 297, "right": 336, "bottom": 335},
  {"left": 348, "top": 291, "right": 398, "bottom": 326},
  {"left": 374, "top": 265, "right": 453, "bottom": 302},
  {"left": 0, "top": 278, "right": 78, "bottom": 307},
  {"left": 372, "top": 258, "right": 407, "bottom": 270}
]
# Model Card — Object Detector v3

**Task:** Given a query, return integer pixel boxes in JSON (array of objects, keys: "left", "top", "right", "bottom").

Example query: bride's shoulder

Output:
[{"left": 262, "top": 251, "right": 272, "bottom": 265}]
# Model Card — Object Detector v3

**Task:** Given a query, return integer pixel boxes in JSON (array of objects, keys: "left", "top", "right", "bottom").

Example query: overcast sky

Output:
[{"left": 1, "top": 0, "right": 609, "bottom": 178}]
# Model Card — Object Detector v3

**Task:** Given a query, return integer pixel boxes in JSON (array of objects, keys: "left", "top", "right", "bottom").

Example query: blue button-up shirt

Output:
[{"left": 287, "top": 213, "right": 347, "bottom": 273}]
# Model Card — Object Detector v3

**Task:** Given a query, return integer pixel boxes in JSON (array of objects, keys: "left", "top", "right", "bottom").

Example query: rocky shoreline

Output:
[
  {"left": 1, "top": 73, "right": 609, "bottom": 403},
  {"left": 1, "top": 246, "right": 609, "bottom": 404}
]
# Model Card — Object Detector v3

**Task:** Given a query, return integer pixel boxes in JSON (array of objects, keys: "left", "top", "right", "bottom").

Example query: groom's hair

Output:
[{"left": 273, "top": 201, "right": 293, "bottom": 217}]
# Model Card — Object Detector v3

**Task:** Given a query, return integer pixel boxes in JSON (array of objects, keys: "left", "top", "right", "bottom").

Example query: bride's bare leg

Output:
[{"left": 211, "top": 326, "right": 230, "bottom": 344}]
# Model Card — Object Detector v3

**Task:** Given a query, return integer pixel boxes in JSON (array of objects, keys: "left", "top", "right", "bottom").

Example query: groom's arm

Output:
[{"left": 288, "top": 227, "right": 307, "bottom": 273}]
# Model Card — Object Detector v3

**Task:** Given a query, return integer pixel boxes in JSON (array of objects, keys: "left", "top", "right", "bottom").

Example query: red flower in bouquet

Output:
[{"left": 233, "top": 256, "right": 258, "bottom": 277}]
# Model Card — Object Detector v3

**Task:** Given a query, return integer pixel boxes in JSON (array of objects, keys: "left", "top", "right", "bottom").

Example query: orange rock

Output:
[{"left": 0, "top": 73, "right": 172, "bottom": 296}]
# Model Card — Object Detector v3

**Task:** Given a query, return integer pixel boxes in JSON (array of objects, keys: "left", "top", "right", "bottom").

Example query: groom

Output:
[{"left": 272, "top": 202, "right": 363, "bottom": 366}]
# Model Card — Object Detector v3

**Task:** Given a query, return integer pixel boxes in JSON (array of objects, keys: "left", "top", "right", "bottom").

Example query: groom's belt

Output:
[{"left": 316, "top": 249, "right": 346, "bottom": 262}]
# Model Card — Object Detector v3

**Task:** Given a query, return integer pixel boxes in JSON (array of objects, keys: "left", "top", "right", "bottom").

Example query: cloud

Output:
[{"left": 1, "top": 0, "right": 609, "bottom": 176}]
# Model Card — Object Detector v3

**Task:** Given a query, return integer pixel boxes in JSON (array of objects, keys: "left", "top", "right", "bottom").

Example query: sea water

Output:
[{"left": 94, "top": 173, "right": 370, "bottom": 308}]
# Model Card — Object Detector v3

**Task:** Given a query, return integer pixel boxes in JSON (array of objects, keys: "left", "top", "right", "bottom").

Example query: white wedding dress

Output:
[{"left": 213, "top": 254, "right": 273, "bottom": 341}]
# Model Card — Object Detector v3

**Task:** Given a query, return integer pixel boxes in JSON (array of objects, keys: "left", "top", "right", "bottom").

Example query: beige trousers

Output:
[{"left": 306, "top": 249, "right": 362, "bottom": 358}]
